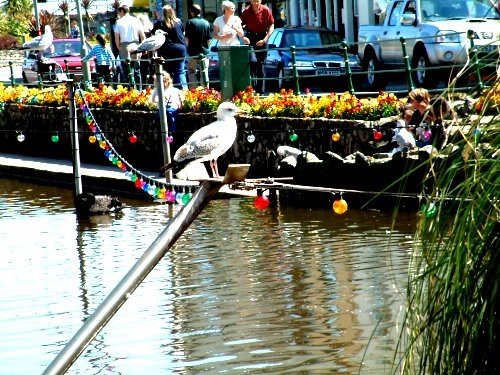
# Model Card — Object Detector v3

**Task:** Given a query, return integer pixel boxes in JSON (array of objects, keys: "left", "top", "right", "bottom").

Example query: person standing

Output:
[
  {"left": 70, "top": 20, "right": 80, "bottom": 38},
  {"left": 137, "top": 14, "right": 155, "bottom": 89},
  {"left": 212, "top": 1, "right": 245, "bottom": 46},
  {"left": 82, "top": 33, "right": 115, "bottom": 84},
  {"left": 241, "top": 0, "right": 274, "bottom": 94},
  {"left": 185, "top": 4, "right": 212, "bottom": 88},
  {"left": 152, "top": 5, "right": 188, "bottom": 90},
  {"left": 114, "top": 4, "right": 145, "bottom": 90}
]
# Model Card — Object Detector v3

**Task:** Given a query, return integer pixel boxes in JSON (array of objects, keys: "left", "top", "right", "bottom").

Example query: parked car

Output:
[
  {"left": 22, "top": 38, "right": 96, "bottom": 83},
  {"left": 207, "top": 38, "right": 221, "bottom": 90},
  {"left": 264, "top": 27, "right": 362, "bottom": 92}
]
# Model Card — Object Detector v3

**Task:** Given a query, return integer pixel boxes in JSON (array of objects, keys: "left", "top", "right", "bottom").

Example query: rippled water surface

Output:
[{"left": 0, "top": 178, "right": 417, "bottom": 374}]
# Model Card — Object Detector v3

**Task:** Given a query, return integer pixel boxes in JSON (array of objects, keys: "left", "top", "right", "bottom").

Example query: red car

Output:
[{"left": 22, "top": 38, "right": 96, "bottom": 83}]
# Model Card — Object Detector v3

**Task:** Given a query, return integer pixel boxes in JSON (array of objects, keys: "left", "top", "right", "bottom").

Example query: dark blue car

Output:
[{"left": 263, "top": 27, "right": 361, "bottom": 92}]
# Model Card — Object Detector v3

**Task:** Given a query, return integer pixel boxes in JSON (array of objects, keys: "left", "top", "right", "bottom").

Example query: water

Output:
[{"left": 0, "top": 178, "right": 417, "bottom": 374}]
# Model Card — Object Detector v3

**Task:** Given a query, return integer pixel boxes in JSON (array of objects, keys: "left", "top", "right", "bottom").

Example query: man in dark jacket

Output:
[{"left": 185, "top": 4, "right": 212, "bottom": 88}]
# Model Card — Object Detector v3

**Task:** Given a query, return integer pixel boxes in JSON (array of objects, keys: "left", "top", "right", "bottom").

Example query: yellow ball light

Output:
[
  {"left": 331, "top": 132, "right": 341, "bottom": 142},
  {"left": 332, "top": 198, "right": 348, "bottom": 214},
  {"left": 88, "top": 135, "right": 97, "bottom": 143}
]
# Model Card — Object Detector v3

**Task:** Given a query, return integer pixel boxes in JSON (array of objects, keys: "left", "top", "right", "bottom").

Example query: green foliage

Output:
[
  {"left": 0, "top": 0, "right": 32, "bottom": 38},
  {"left": 396, "top": 84, "right": 499, "bottom": 374}
]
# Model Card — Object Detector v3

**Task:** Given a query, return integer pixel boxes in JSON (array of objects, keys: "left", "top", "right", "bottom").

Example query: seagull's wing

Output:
[
  {"left": 174, "top": 121, "right": 225, "bottom": 162},
  {"left": 133, "top": 34, "right": 165, "bottom": 53},
  {"left": 22, "top": 36, "right": 42, "bottom": 49}
]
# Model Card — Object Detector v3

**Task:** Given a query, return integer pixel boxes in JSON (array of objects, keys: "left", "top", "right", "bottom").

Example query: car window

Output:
[
  {"left": 319, "top": 31, "right": 342, "bottom": 46},
  {"left": 269, "top": 30, "right": 282, "bottom": 46},
  {"left": 51, "top": 41, "right": 81, "bottom": 56},
  {"left": 388, "top": 1, "right": 405, "bottom": 26}
]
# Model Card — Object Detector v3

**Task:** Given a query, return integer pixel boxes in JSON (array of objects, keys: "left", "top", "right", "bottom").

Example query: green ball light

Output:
[
  {"left": 51, "top": 134, "right": 60, "bottom": 143},
  {"left": 289, "top": 132, "right": 298, "bottom": 142}
]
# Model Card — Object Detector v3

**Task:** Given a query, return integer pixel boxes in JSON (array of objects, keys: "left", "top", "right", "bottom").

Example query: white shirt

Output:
[
  {"left": 213, "top": 15, "right": 242, "bottom": 46},
  {"left": 115, "top": 14, "right": 143, "bottom": 43}
]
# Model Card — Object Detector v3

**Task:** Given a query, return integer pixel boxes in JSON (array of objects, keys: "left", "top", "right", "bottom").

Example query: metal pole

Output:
[
  {"left": 400, "top": 37, "right": 415, "bottom": 92},
  {"left": 342, "top": 41, "right": 354, "bottom": 94},
  {"left": 33, "top": 0, "right": 40, "bottom": 34},
  {"left": 8, "top": 61, "right": 14, "bottom": 86},
  {"left": 290, "top": 46, "right": 300, "bottom": 94},
  {"left": 67, "top": 80, "right": 83, "bottom": 198},
  {"left": 155, "top": 61, "right": 173, "bottom": 183},
  {"left": 467, "top": 29, "right": 483, "bottom": 90},
  {"left": 74, "top": 0, "right": 91, "bottom": 87},
  {"left": 42, "top": 178, "right": 226, "bottom": 375}
]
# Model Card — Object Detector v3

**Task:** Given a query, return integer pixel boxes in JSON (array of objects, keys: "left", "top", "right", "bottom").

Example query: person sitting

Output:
[{"left": 391, "top": 103, "right": 416, "bottom": 154}]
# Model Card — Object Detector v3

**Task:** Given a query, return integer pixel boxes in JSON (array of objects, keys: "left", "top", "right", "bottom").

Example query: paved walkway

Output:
[
  {"left": 0, "top": 153, "right": 253, "bottom": 200},
  {"left": 0, "top": 66, "right": 22, "bottom": 83}
]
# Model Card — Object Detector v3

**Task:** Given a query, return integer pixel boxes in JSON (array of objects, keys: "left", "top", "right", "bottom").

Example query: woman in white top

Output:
[
  {"left": 151, "top": 71, "right": 184, "bottom": 110},
  {"left": 212, "top": 1, "right": 245, "bottom": 46}
]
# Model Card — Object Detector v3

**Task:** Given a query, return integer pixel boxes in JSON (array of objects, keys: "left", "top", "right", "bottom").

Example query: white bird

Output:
[
  {"left": 393, "top": 126, "right": 416, "bottom": 149},
  {"left": 277, "top": 145, "right": 302, "bottom": 157},
  {"left": 131, "top": 29, "right": 166, "bottom": 57},
  {"left": 161, "top": 102, "right": 242, "bottom": 178},
  {"left": 22, "top": 25, "right": 53, "bottom": 51}
]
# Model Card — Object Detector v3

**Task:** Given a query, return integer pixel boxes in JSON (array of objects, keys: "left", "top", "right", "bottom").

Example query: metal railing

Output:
[{"left": 2, "top": 31, "right": 498, "bottom": 97}]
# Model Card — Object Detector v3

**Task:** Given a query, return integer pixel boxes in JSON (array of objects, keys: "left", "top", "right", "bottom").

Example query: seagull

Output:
[
  {"left": 131, "top": 29, "right": 166, "bottom": 57},
  {"left": 161, "top": 102, "right": 242, "bottom": 178},
  {"left": 22, "top": 25, "right": 53, "bottom": 51}
]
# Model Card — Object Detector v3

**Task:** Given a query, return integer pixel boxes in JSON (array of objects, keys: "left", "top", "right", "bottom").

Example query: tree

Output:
[
  {"left": 0, "top": 0, "right": 32, "bottom": 38},
  {"left": 81, "top": 0, "right": 94, "bottom": 35}
]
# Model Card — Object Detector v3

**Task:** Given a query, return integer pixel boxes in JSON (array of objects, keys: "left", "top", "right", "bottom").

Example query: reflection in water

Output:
[{"left": 0, "top": 178, "right": 416, "bottom": 374}]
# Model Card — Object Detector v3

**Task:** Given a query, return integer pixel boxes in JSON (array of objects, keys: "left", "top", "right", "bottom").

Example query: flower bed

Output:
[{"left": 0, "top": 82, "right": 497, "bottom": 177}]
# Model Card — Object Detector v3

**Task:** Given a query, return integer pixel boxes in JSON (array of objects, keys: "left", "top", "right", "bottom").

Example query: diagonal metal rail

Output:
[{"left": 43, "top": 165, "right": 250, "bottom": 375}]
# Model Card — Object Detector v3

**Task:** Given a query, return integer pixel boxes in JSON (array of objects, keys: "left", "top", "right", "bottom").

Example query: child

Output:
[
  {"left": 82, "top": 34, "right": 115, "bottom": 84},
  {"left": 151, "top": 71, "right": 184, "bottom": 134},
  {"left": 391, "top": 104, "right": 416, "bottom": 154}
]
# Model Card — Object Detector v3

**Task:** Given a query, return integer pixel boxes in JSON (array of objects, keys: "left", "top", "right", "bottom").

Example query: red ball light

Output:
[
  {"left": 254, "top": 195, "right": 270, "bottom": 210},
  {"left": 373, "top": 130, "right": 383, "bottom": 141},
  {"left": 129, "top": 134, "right": 138, "bottom": 144}
]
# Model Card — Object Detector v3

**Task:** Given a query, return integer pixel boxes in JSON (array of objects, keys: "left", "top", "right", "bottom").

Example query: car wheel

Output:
[
  {"left": 363, "top": 49, "right": 385, "bottom": 91},
  {"left": 264, "top": 68, "right": 279, "bottom": 93},
  {"left": 278, "top": 68, "right": 292, "bottom": 90},
  {"left": 22, "top": 71, "right": 29, "bottom": 84},
  {"left": 411, "top": 47, "right": 436, "bottom": 88}
]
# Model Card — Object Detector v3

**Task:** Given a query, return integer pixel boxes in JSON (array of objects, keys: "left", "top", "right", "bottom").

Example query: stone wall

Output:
[{"left": 0, "top": 104, "right": 396, "bottom": 177}]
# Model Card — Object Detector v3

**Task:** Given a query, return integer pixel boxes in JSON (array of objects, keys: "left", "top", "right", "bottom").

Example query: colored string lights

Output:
[{"left": 76, "top": 89, "right": 193, "bottom": 205}]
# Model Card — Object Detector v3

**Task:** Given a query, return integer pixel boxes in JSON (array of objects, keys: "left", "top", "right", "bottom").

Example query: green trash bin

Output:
[{"left": 218, "top": 45, "right": 251, "bottom": 100}]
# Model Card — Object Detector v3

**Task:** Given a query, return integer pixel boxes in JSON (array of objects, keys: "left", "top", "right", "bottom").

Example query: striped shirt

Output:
[{"left": 82, "top": 45, "right": 115, "bottom": 66}]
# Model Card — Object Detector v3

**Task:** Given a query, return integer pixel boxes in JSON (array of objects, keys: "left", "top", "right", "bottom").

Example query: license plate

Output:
[
  {"left": 316, "top": 69, "right": 341, "bottom": 76},
  {"left": 478, "top": 45, "right": 498, "bottom": 53}
]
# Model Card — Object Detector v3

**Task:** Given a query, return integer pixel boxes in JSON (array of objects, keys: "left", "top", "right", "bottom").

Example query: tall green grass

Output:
[{"left": 395, "top": 81, "right": 499, "bottom": 374}]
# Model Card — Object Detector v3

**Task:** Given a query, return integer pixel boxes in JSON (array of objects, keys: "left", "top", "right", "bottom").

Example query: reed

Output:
[{"left": 395, "top": 80, "right": 499, "bottom": 374}]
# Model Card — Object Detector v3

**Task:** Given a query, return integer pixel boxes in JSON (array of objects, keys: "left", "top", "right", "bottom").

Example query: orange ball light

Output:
[
  {"left": 332, "top": 198, "right": 348, "bottom": 214},
  {"left": 331, "top": 132, "right": 341, "bottom": 142}
]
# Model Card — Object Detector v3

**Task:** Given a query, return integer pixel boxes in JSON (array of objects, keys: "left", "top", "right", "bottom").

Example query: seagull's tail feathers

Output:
[{"left": 160, "top": 158, "right": 196, "bottom": 175}]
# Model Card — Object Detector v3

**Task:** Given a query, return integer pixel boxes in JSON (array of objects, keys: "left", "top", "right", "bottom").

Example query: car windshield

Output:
[
  {"left": 282, "top": 31, "right": 342, "bottom": 49},
  {"left": 44, "top": 41, "right": 81, "bottom": 57},
  {"left": 421, "top": 0, "right": 500, "bottom": 20}
]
